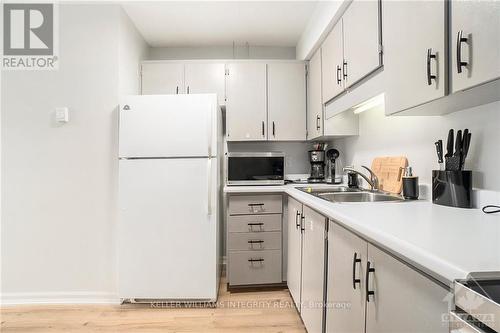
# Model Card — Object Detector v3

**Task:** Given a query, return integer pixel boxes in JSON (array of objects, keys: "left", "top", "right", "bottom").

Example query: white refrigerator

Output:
[{"left": 118, "top": 94, "right": 222, "bottom": 302}]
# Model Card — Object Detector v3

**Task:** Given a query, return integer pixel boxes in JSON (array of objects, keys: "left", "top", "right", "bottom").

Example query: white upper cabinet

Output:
[
  {"left": 141, "top": 63, "right": 185, "bottom": 95},
  {"left": 267, "top": 63, "right": 307, "bottom": 141},
  {"left": 225, "top": 63, "right": 267, "bottom": 141},
  {"left": 342, "top": 0, "right": 381, "bottom": 88},
  {"left": 451, "top": 1, "right": 500, "bottom": 92},
  {"left": 184, "top": 63, "right": 226, "bottom": 106},
  {"left": 322, "top": 20, "right": 345, "bottom": 103},
  {"left": 384, "top": 1, "right": 446, "bottom": 115},
  {"left": 308, "top": 50, "right": 324, "bottom": 140}
]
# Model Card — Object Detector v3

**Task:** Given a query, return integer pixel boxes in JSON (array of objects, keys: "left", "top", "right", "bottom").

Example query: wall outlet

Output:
[{"left": 55, "top": 107, "right": 69, "bottom": 123}]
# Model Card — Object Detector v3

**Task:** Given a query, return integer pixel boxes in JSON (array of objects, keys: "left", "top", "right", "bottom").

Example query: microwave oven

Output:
[{"left": 226, "top": 152, "right": 285, "bottom": 185}]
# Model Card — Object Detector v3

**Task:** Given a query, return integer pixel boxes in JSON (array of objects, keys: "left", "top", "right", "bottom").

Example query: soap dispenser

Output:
[{"left": 402, "top": 166, "right": 419, "bottom": 200}]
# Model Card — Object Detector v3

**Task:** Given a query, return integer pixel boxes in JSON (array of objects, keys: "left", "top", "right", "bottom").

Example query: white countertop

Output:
[{"left": 224, "top": 184, "right": 500, "bottom": 286}]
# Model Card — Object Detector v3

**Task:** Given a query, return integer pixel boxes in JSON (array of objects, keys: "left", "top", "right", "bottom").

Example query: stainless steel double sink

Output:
[{"left": 298, "top": 186, "right": 405, "bottom": 203}]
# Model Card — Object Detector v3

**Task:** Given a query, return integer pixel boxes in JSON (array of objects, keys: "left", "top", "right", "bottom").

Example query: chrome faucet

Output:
[{"left": 343, "top": 165, "right": 379, "bottom": 191}]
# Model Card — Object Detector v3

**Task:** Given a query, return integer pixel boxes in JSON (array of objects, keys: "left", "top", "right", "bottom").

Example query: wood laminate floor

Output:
[{"left": 0, "top": 278, "right": 306, "bottom": 333}]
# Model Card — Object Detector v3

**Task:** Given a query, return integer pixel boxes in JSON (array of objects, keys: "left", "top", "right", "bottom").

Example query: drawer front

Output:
[
  {"left": 228, "top": 195, "right": 283, "bottom": 215},
  {"left": 227, "top": 231, "right": 282, "bottom": 251},
  {"left": 227, "top": 214, "right": 282, "bottom": 233},
  {"left": 228, "top": 250, "right": 282, "bottom": 286}
]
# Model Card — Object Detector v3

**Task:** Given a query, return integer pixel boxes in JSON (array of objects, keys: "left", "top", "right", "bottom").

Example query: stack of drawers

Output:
[{"left": 227, "top": 194, "right": 283, "bottom": 287}]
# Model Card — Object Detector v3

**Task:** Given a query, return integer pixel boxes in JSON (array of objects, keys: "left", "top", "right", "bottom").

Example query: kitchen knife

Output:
[
  {"left": 445, "top": 129, "right": 454, "bottom": 157},
  {"left": 455, "top": 130, "right": 462, "bottom": 157},
  {"left": 445, "top": 129, "right": 454, "bottom": 170},
  {"left": 461, "top": 129, "right": 469, "bottom": 169},
  {"left": 434, "top": 140, "right": 444, "bottom": 170},
  {"left": 448, "top": 130, "right": 462, "bottom": 171},
  {"left": 463, "top": 132, "right": 471, "bottom": 168}
]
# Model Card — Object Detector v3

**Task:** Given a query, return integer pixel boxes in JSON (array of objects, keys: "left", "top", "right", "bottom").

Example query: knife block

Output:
[{"left": 432, "top": 170, "right": 472, "bottom": 208}]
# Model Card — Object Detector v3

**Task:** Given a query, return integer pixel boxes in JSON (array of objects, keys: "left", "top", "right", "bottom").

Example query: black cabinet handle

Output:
[
  {"left": 427, "top": 48, "right": 437, "bottom": 86},
  {"left": 187, "top": 86, "right": 190, "bottom": 94},
  {"left": 262, "top": 121, "right": 265, "bottom": 137},
  {"left": 272, "top": 121, "right": 276, "bottom": 137},
  {"left": 295, "top": 211, "right": 301, "bottom": 229},
  {"left": 175, "top": 86, "right": 179, "bottom": 94},
  {"left": 343, "top": 61, "right": 348, "bottom": 80},
  {"left": 247, "top": 222, "right": 264, "bottom": 226},
  {"left": 300, "top": 214, "right": 305, "bottom": 233},
  {"left": 248, "top": 203, "right": 264, "bottom": 207},
  {"left": 366, "top": 261, "right": 375, "bottom": 302},
  {"left": 352, "top": 252, "right": 362, "bottom": 290},
  {"left": 456, "top": 30, "right": 468, "bottom": 73},
  {"left": 248, "top": 240, "right": 264, "bottom": 244},
  {"left": 248, "top": 258, "right": 264, "bottom": 263},
  {"left": 316, "top": 115, "right": 320, "bottom": 131},
  {"left": 336, "top": 65, "right": 342, "bottom": 84}
]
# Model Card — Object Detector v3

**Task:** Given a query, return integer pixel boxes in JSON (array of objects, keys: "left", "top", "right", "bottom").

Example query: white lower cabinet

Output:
[
  {"left": 326, "top": 220, "right": 449, "bottom": 333},
  {"left": 326, "top": 222, "right": 367, "bottom": 333},
  {"left": 287, "top": 197, "right": 303, "bottom": 311},
  {"left": 301, "top": 206, "right": 327, "bottom": 333},
  {"left": 365, "top": 243, "right": 449, "bottom": 333},
  {"left": 286, "top": 199, "right": 327, "bottom": 333}
]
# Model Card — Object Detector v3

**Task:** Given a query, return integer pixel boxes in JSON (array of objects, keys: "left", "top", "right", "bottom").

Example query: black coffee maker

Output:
[{"left": 308, "top": 150, "right": 325, "bottom": 183}]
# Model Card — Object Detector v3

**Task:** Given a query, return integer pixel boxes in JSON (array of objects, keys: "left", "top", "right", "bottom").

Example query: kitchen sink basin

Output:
[
  {"left": 317, "top": 191, "right": 404, "bottom": 203},
  {"left": 297, "top": 186, "right": 361, "bottom": 194},
  {"left": 297, "top": 186, "right": 405, "bottom": 203}
]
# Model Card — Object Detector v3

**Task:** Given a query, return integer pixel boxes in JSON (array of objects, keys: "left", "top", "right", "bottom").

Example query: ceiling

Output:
[{"left": 122, "top": 1, "right": 318, "bottom": 47}]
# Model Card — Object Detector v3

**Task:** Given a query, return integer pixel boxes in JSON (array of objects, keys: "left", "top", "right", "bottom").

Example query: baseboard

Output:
[{"left": 1, "top": 291, "right": 120, "bottom": 306}]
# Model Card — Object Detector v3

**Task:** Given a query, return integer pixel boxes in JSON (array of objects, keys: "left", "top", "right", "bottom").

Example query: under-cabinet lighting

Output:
[{"left": 352, "top": 93, "right": 385, "bottom": 114}]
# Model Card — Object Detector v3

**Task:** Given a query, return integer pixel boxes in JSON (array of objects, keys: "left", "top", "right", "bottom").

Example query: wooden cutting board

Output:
[{"left": 371, "top": 156, "right": 408, "bottom": 194}]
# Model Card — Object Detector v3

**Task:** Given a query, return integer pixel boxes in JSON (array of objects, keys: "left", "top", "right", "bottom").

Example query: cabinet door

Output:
[
  {"left": 451, "top": 1, "right": 500, "bottom": 92},
  {"left": 384, "top": 1, "right": 446, "bottom": 115},
  {"left": 308, "top": 50, "right": 323, "bottom": 140},
  {"left": 301, "top": 206, "right": 326, "bottom": 333},
  {"left": 286, "top": 197, "right": 303, "bottom": 311},
  {"left": 184, "top": 63, "right": 226, "bottom": 106},
  {"left": 365, "top": 244, "right": 449, "bottom": 333},
  {"left": 326, "top": 222, "right": 367, "bottom": 333},
  {"left": 268, "top": 63, "right": 307, "bottom": 141},
  {"left": 226, "top": 63, "right": 267, "bottom": 141},
  {"left": 141, "top": 63, "right": 184, "bottom": 95},
  {"left": 342, "top": 0, "right": 381, "bottom": 88},
  {"left": 321, "top": 20, "right": 344, "bottom": 103}
]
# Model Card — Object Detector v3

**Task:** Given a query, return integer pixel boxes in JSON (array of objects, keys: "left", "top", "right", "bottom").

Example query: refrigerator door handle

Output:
[
  {"left": 207, "top": 158, "right": 212, "bottom": 215},
  {"left": 207, "top": 99, "right": 213, "bottom": 157}
]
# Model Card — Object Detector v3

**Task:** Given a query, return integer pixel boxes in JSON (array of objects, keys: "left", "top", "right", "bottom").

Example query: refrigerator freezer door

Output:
[
  {"left": 118, "top": 158, "right": 219, "bottom": 300},
  {"left": 119, "top": 94, "right": 218, "bottom": 158}
]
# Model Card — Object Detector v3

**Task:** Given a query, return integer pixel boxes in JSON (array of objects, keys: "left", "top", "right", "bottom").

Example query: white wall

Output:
[
  {"left": 1, "top": 4, "right": 148, "bottom": 304},
  {"left": 148, "top": 45, "right": 296, "bottom": 60},
  {"left": 333, "top": 101, "right": 500, "bottom": 191},
  {"left": 119, "top": 9, "right": 149, "bottom": 96}
]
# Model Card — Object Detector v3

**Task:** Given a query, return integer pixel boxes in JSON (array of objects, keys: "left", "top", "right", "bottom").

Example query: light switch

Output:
[{"left": 55, "top": 107, "right": 69, "bottom": 123}]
